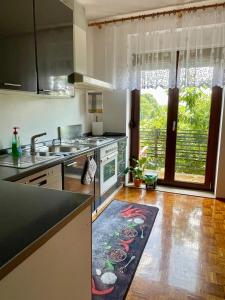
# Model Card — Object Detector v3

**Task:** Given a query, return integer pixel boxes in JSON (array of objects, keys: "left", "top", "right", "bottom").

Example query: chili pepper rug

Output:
[{"left": 92, "top": 200, "right": 159, "bottom": 299}]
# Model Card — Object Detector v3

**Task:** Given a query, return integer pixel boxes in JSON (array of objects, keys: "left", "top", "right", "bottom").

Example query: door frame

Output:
[{"left": 130, "top": 86, "right": 222, "bottom": 192}]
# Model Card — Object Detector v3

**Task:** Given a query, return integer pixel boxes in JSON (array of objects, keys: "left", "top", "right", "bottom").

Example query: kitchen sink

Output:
[
  {"left": 35, "top": 144, "right": 90, "bottom": 155},
  {"left": 0, "top": 144, "right": 91, "bottom": 169}
]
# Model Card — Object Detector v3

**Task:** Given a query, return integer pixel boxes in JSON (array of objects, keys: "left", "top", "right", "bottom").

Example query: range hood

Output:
[{"left": 68, "top": 72, "right": 113, "bottom": 91}]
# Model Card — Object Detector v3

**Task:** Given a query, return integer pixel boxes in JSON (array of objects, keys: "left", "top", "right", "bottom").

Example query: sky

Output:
[
  {"left": 141, "top": 86, "right": 211, "bottom": 106},
  {"left": 141, "top": 87, "right": 168, "bottom": 105}
]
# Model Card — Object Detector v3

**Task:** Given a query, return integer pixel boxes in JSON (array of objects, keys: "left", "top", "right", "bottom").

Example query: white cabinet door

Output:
[{"left": 0, "top": 205, "right": 92, "bottom": 300}]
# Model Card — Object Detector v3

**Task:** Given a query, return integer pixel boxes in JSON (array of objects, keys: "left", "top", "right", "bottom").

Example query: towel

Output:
[{"left": 81, "top": 157, "right": 97, "bottom": 185}]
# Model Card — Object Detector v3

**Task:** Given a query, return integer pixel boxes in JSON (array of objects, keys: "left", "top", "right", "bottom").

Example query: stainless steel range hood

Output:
[{"left": 68, "top": 72, "right": 113, "bottom": 91}]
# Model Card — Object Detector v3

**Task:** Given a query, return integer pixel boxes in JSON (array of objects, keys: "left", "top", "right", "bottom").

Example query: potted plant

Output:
[{"left": 124, "top": 157, "right": 151, "bottom": 188}]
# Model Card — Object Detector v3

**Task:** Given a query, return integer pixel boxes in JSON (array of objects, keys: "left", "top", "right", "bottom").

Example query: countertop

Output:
[
  {"left": 0, "top": 180, "right": 92, "bottom": 280},
  {"left": 0, "top": 136, "right": 127, "bottom": 181},
  {"left": 0, "top": 135, "right": 126, "bottom": 280},
  {"left": 0, "top": 156, "right": 64, "bottom": 181}
]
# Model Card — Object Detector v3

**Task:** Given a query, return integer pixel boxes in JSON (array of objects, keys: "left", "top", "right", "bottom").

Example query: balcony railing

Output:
[{"left": 140, "top": 128, "right": 208, "bottom": 176}]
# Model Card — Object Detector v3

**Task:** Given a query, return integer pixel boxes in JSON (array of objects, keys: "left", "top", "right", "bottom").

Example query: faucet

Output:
[{"left": 30, "top": 132, "right": 47, "bottom": 155}]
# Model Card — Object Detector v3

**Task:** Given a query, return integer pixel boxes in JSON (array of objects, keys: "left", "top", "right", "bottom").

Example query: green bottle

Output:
[{"left": 12, "top": 127, "right": 21, "bottom": 158}]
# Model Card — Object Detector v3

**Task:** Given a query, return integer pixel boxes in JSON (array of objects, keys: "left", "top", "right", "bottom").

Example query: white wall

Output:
[
  {"left": 87, "top": 27, "right": 130, "bottom": 135},
  {"left": 0, "top": 90, "right": 91, "bottom": 149},
  {"left": 88, "top": 25, "right": 225, "bottom": 196}
]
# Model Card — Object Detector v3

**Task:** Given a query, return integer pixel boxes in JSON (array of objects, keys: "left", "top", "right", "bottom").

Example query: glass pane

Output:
[
  {"left": 104, "top": 160, "right": 115, "bottom": 182},
  {"left": 175, "top": 86, "right": 211, "bottom": 183},
  {"left": 140, "top": 87, "right": 168, "bottom": 179}
]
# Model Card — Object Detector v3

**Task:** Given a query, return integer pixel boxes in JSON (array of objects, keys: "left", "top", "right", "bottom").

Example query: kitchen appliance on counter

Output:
[{"left": 92, "top": 121, "right": 104, "bottom": 136}]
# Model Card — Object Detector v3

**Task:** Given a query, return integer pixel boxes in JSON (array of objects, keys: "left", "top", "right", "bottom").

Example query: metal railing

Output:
[{"left": 140, "top": 128, "right": 208, "bottom": 175}]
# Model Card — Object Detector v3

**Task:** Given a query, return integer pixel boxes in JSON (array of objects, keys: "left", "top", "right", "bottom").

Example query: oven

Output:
[
  {"left": 100, "top": 143, "right": 118, "bottom": 196},
  {"left": 63, "top": 151, "right": 95, "bottom": 197}
]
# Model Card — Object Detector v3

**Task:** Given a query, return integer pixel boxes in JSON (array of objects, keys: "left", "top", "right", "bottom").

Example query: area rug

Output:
[{"left": 92, "top": 200, "right": 159, "bottom": 300}]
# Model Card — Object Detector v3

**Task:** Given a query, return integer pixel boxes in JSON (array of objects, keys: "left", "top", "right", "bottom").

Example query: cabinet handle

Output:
[
  {"left": 66, "top": 162, "right": 77, "bottom": 167},
  {"left": 39, "top": 89, "right": 52, "bottom": 93},
  {"left": 4, "top": 82, "right": 22, "bottom": 87},
  {"left": 29, "top": 173, "right": 46, "bottom": 183},
  {"left": 172, "top": 121, "right": 176, "bottom": 132},
  {"left": 37, "top": 179, "right": 47, "bottom": 186}
]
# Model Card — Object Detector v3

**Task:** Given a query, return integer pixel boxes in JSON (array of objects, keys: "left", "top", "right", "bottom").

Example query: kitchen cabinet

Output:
[
  {"left": 35, "top": 0, "right": 74, "bottom": 96},
  {"left": 0, "top": 0, "right": 37, "bottom": 92},
  {"left": 0, "top": 203, "right": 92, "bottom": 300},
  {"left": 16, "top": 164, "right": 62, "bottom": 190},
  {"left": 0, "top": 0, "right": 74, "bottom": 95}
]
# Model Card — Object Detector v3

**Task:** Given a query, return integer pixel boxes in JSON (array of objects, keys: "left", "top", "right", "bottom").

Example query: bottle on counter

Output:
[{"left": 12, "top": 127, "right": 22, "bottom": 158}]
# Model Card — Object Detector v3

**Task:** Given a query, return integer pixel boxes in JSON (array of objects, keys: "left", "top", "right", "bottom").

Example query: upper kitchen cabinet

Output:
[
  {"left": 35, "top": 0, "right": 74, "bottom": 96},
  {"left": 0, "top": 0, "right": 37, "bottom": 92}
]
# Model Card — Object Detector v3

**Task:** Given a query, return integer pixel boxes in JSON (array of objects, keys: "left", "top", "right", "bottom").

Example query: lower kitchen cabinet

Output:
[
  {"left": 16, "top": 164, "right": 62, "bottom": 190},
  {"left": 0, "top": 204, "right": 92, "bottom": 300}
]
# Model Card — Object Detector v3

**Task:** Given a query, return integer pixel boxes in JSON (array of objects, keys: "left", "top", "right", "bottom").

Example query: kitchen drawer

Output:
[{"left": 16, "top": 165, "right": 62, "bottom": 190}]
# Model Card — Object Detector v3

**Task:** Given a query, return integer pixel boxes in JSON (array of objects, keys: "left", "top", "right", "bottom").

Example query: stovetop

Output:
[{"left": 74, "top": 136, "right": 115, "bottom": 146}]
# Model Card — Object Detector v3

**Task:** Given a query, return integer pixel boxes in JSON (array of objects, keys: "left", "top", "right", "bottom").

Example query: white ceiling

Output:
[{"left": 77, "top": 0, "right": 218, "bottom": 20}]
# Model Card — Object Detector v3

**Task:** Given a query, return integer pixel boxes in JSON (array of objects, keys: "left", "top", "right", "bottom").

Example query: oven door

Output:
[{"left": 100, "top": 152, "right": 118, "bottom": 195}]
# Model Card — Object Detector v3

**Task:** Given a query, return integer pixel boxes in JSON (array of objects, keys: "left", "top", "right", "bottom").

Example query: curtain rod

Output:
[{"left": 88, "top": 2, "right": 225, "bottom": 28}]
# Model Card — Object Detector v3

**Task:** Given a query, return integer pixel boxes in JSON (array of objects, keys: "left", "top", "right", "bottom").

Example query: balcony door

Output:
[{"left": 132, "top": 72, "right": 222, "bottom": 192}]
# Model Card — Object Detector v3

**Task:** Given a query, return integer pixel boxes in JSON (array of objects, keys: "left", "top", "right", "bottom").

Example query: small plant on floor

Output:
[{"left": 124, "top": 156, "right": 152, "bottom": 188}]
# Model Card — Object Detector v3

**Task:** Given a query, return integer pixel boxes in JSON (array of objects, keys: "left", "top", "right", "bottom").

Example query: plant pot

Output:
[{"left": 133, "top": 178, "right": 142, "bottom": 188}]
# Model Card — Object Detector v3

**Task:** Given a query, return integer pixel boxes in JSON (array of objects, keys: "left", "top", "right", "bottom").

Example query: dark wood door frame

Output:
[
  {"left": 165, "top": 86, "right": 223, "bottom": 191},
  {"left": 130, "top": 89, "right": 140, "bottom": 167},
  {"left": 130, "top": 86, "right": 223, "bottom": 191},
  {"left": 205, "top": 86, "right": 223, "bottom": 190},
  {"left": 164, "top": 88, "right": 179, "bottom": 184}
]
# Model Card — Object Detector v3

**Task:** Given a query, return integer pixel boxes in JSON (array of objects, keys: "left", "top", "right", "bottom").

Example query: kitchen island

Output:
[{"left": 0, "top": 180, "right": 92, "bottom": 300}]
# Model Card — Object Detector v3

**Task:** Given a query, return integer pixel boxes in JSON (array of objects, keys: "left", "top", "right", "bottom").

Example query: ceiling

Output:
[{"left": 77, "top": 0, "right": 218, "bottom": 20}]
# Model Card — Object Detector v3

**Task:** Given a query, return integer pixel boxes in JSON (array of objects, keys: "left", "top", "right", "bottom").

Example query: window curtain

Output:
[{"left": 101, "top": 7, "right": 225, "bottom": 90}]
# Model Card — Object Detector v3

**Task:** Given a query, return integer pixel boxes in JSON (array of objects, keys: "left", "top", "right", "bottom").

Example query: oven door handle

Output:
[
  {"left": 101, "top": 152, "right": 118, "bottom": 163},
  {"left": 66, "top": 161, "right": 78, "bottom": 167}
]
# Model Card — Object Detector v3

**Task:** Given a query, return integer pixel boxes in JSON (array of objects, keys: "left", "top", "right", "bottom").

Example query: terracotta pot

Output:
[{"left": 133, "top": 178, "right": 142, "bottom": 188}]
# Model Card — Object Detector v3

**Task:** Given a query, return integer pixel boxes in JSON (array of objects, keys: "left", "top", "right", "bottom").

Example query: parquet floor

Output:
[{"left": 113, "top": 187, "right": 225, "bottom": 300}]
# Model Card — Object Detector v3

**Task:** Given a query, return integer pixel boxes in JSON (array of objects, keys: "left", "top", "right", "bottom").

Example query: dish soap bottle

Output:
[{"left": 12, "top": 127, "right": 21, "bottom": 158}]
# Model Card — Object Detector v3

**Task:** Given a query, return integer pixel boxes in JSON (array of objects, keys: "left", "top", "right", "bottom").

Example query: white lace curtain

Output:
[{"left": 100, "top": 7, "right": 225, "bottom": 90}]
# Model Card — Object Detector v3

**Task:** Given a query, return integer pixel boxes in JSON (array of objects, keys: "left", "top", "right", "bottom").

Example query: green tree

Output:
[{"left": 140, "top": 86, "right": 211, "bottom": 176}]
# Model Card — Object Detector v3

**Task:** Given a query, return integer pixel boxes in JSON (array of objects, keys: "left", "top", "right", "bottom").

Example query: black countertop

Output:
[
  {"left": 0, "top": 136, "right": 127, "bottom": 181},
  {"left": 0, "top": 180, "right": 92, "bottom": 279}
]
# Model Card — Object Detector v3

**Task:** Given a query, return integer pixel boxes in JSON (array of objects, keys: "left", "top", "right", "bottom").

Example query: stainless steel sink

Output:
[{"left": 35, "top": 144, "right": 90, "bottom": 155}]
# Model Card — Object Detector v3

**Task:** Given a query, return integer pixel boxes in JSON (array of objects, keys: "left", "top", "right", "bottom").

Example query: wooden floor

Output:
[{"left": 112, "top": 187, "right": 225, "bottom": 300}]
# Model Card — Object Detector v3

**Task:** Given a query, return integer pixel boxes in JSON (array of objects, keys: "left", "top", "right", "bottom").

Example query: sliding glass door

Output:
[
  {"left": 174, "top": 86, "right": 211, "bottom": 184},
  {"left": 140, "top": 87, "right": 168, "bottom": 179},
  {"left": 136, "top": 53, "right": 222, "bottom": 191}
]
